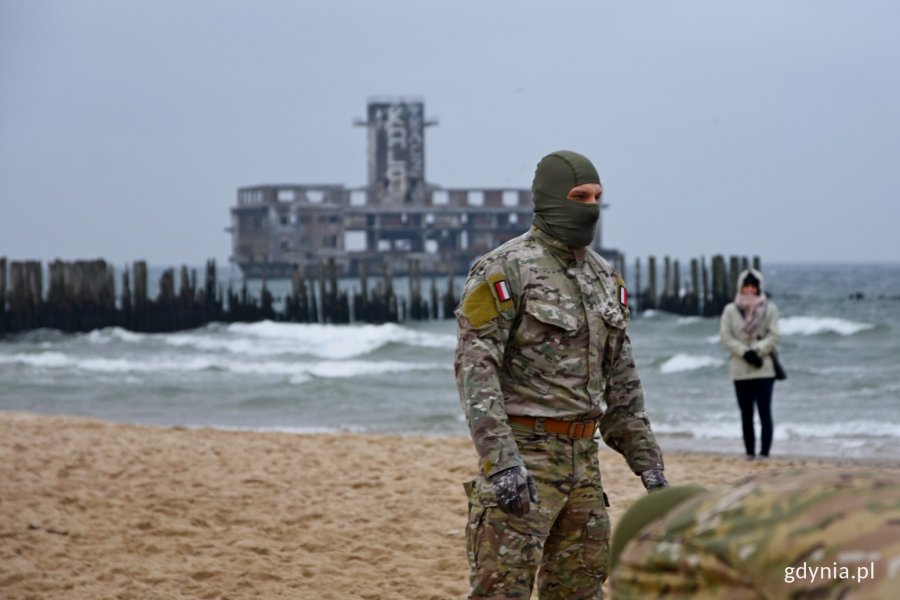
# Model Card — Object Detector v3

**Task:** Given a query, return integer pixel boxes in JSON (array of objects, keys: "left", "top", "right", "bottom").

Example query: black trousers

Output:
[{"left": 734, "top": 378, "right": 775, "bottom": 457}]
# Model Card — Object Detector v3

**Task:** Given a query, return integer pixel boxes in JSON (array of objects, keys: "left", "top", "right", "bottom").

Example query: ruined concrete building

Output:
[{"left": 229, "top": 97, "right": 612, "bottom": 278}]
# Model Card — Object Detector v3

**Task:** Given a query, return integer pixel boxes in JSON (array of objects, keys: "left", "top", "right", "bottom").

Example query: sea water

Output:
[{"left": 1, "top": 263, "right": 898, "bottom": 461}]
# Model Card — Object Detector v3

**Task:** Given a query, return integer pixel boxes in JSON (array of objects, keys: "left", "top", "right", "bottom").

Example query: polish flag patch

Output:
[
  {"left": 619, "top": 285, "right": 628, "bottom": 307},
  {"left": 494, "top": 280, "right": 511, "bottom": 302}
]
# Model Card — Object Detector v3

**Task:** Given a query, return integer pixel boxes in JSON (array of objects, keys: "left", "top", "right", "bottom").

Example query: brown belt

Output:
[{"left": 508, "top": 415, "right": 597, "bottom": 439}]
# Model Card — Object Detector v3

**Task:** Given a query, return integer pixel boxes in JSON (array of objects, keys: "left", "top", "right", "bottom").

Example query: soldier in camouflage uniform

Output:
[
  {"left": 609, "top": 469, "right": 900, "bottom": 599},
  {"left": 455, "top": 150, "right": 667, "bottom": 599}
]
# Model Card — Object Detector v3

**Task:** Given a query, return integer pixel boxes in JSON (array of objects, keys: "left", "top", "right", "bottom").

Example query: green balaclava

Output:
[
  {"left": 531, "top": 150, "right": 601, "bottom": 248},
  {"left": 609, "top": 484, "right": 707, "bottom": 572}
]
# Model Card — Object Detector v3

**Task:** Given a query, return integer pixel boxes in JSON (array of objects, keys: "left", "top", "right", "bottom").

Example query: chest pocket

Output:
[
  {"left": 529, "top": 300, "right": 580, "bottom": 329},
  {"left": 516, "top": 299, "right": 581, "bottom": 344},
  {"left": 507, "top": 299, "right": 583, "bottom": 395}
]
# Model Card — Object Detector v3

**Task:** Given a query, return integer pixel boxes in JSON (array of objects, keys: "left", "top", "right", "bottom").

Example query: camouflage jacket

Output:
[
  {"left": 611, "top": 468, "right": 900, "bottom": 599},
  {"left": 454, "top": 226, "right": 663, "bottom": 478}
]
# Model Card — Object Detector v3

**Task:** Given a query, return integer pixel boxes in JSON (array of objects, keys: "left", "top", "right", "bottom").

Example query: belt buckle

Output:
[{"left": 568, "top": 421, "right": 585, "bottom": 438}]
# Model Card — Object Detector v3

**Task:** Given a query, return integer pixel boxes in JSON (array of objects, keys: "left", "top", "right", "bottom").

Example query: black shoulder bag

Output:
[{"left": 772, "top": 351, "right": 787, "bottom": 381}]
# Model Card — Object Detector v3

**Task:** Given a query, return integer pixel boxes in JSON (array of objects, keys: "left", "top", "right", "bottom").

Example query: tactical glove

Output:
[
  {"left": 489, "top": 465, "right": 538, "bottom": 516},
  {"left": 640, "top": 468, "right": 669, "bottom": 493},
  {"left": 742, "top": 349, "right": 763, "bottom": 368}
]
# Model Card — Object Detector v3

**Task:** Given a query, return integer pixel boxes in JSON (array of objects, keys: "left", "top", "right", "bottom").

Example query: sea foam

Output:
[
  {"left": 0, "top": 350, "right": 448, "bottom": 380},
  {"left": 164, "top": 321, "right": 455, "bottom": 359},
  {"left": 659, "top": 353, "right": 725, "bottom": 374},
  {"left": 652, "top": 419, "right": 900, "bottom": 440},
  {"left": 780, "top": 316, "right": 874, "bottom": 336}
]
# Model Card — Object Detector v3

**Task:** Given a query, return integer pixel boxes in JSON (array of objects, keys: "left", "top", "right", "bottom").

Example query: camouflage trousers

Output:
[{"left": 464, "top": 424, "right": 610, "bottom": 599}]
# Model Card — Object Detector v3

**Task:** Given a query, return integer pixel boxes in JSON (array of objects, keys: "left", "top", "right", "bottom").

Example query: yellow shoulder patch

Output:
[
  {"left": 461, "top": 271, "right": 514, "bottom": 328},
  {"left": 461, "top": 281, "right": 499, "bottom": 328}
]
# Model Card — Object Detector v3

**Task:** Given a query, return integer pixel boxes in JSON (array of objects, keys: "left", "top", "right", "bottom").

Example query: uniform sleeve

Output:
[
  {"left": 454, "top": 267, "right": 521, "bottom": 478},
  {"left": 752, "top": 304, "right": 780, "bottom": 357},
  {"left": 598, "top": 329, "right": 665, "bottom": 475},
  {"left": 720, "top": 305, "right": 748, "bottom": 357}
]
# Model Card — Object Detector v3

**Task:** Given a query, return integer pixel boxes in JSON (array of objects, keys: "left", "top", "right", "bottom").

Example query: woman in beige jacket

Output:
[{"left": 720, "top": 268, "right": 780, "bottom": 460}]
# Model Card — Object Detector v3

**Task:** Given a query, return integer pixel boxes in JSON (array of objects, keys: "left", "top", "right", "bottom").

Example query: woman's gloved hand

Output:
[{"left": 743, "top": 349, "right": 763, "bottom": 368}]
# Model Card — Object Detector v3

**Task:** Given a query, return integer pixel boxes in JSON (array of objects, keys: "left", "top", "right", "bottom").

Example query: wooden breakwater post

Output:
[
  {"left": 729, "top": 256, "right": 741, "bottom": 303},
  {"left": 202, "top": 259, "right": 222, "bottom": 318},
  {"left": 179, "top": 266, "right": 193, "bottom": 306},
  {"left": 307, "top": 275, "right": 319, "bottom": 323},
  {"left": 701, "top": 256, "right": 710, "bottom": 316},
  {"left": 430, "top": 276, "right": 439, "bottom": 320},
  {"left": 9, "top": 260, "right": 42, "bottom": 316},
  {"left": 407, "top": 259, "right": 420, "bottom": 320},
  {"left": 643, "top": 256, "right": 658, "bottom": 311},
  {"left": 8, "top": 261, "right": 43, "bottom": 331},
  {"left": 287, "top": 265, "right": 310, "bottom": 322},
  {"left": 682, "top": 258, "right": 700, "bottom": 315},
  {"left": 121, "top": 268, "right": 132, "bottom": 313},
  {"left": 708, "top": 255, "right": 729, "bottom": 316},
  {"left": 334, "top": 260, "right": 350, "bottom": 323},
  {"left": 658, "top": 257, "right": 676, "bottom": 313},
  {"left": 442, "top": 270, "right": 458, "bottom": 321},
  {"left": 317, "top": 264, "right": 328, "bottom": 323},
  {"left": 384, "top": 261, "right": 398, "bottom": 322},
  {"left": 260, "top": 278, "right": 275, "bottom": 320},
  {"left": 133, "top": 261, "right": 148, "bottom": 308},
  {"left": 407, "top": 259, "right": 429, "bottom": 321},
  {"left": 353, "top": 261, "right": 369, "bottom": 322},
  {"left": 675, "top": 259, "right": 686, "bottom": 314},
  {"left": 158, "top": 268, "right": 175, "bottom": 304},
  {"left": 309, "top": 258, "right": 349, "bottom": 324},
  {"left": 202, "top": 260, "right": 216, "bottom": 308}
]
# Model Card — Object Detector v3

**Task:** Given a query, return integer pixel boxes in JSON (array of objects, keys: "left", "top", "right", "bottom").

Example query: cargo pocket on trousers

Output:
[
  {"left": 466, "top": 504, "right": 487, "bottom": 572},
  {"left": 579, "top": 510, "right": 611, "bottom": 575},
  {"left": 464, "top": 478, "right": 496, "bottom": 572}
]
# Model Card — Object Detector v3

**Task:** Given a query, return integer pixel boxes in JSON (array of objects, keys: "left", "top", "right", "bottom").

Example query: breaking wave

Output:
[
  {"left": 779, "top": 316, "right": 874, "bottom": 336},
  {"left": 0, "top": 351, "right": 448, "bottom": 381},
  {"left": 659, "top": 353, "right": 725, "bottom": 374},
  {"left": 80, "top": 321, "right": 456, "bottom": 359},
  {"left": 653, "top": 419, "right": 900, "bottom": 440}
]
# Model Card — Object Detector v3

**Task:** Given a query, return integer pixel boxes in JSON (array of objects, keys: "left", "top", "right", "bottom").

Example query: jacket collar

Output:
[{"left": 529, "top": 225, "right": 580, "bottom": 265}]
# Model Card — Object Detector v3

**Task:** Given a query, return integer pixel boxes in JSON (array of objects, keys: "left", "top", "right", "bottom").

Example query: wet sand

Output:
[{"left": 2, "top": 412, "right": 894, "bottom": 599}]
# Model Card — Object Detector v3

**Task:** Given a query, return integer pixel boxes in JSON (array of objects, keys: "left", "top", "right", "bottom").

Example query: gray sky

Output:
[{"left": 2, "top": 0, "right": 899, "bottom": 268}]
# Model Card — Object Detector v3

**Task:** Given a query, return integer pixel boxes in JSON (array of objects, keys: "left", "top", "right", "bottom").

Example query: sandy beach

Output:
[{"left": 1, "top": 411, "right": 897, "bottom": 599}]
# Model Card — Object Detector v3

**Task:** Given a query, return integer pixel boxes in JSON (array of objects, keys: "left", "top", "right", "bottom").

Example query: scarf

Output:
[{"left": 734, "top": 292, "right": 768, "bottom": 339}]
